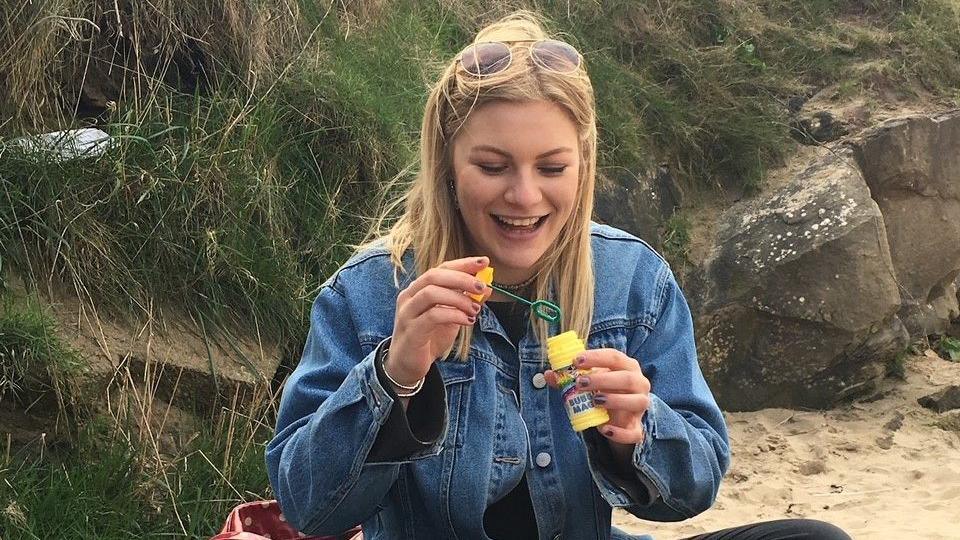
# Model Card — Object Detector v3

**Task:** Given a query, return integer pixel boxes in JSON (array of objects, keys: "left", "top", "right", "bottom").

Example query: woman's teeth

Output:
[{"left": 495, "top": 215, "right": 543, "bottom": 228}]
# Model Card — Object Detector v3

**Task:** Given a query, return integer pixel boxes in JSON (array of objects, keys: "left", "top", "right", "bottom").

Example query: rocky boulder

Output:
[
  {"left": 848, "top": 111, "right": 960, "bottom": 337},
  {"left": 594, "top": 164, "right": 681, "bottom": 251},
  {"left": 692, "top": 152, "right": 907, "bottom": 411}
]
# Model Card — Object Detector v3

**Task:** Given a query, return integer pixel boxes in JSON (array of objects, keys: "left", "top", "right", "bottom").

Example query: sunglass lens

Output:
[
  {"left": 531, "top": 40, "right": 581, "bottom": 73},
  {"left": 460, "top": 42, "right": 512, "bottom": 76}
]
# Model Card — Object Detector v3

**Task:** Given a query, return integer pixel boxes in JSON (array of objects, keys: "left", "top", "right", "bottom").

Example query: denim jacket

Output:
[{"left": 266, "top": 223, "right": 730, "bottom": 539}]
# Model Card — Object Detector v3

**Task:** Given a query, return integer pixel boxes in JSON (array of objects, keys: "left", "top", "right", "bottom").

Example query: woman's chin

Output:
[{"left": 489, "top": 252, "right": 547, "bottom": 277}]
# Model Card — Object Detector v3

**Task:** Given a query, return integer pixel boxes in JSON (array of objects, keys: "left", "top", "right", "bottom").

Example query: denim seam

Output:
[
  {"left": 590, "top": 228, "right": 668, "bottom": 267},
  {"left": 633, "top": 397, "right": 699, "bottom": 519},
  {"left": 304, "top": 409, "right": 386, "bottom": 532},
  {"left": 363, "top": 342, "right": 394, "bottom": 421},
  {"left": 326, "top": 249, "right": 395, "bottom": 292},
  {"left": 589, "top": 317, "right": 656, "bottom": 336},
  {"left": 359, "top": 332, "right": 497, "bottom": 366},
  {"left": 651, "top": 264, "right": 671, "bottom": 321}
]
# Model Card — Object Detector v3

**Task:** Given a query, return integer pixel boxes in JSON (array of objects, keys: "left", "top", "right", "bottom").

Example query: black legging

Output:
[{"left": 681, "top": 519, "right": 851, "bottom": 540}]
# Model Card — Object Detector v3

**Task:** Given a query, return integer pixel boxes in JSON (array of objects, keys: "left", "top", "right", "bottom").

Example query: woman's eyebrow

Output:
[{"left": 470, "top": 145, "right": 574, "bottom": 159}]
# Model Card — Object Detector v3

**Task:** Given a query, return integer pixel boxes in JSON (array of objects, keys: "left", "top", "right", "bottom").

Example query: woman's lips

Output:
[{"left": 491, "top": 214, "right": 548, "bottom": 240}]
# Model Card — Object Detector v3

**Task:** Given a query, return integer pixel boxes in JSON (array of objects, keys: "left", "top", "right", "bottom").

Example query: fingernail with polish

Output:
[
  {"left": 577, "top": 376, "right": 590, "bottom": 388},
  {"left": 593, "top": 393, "right": 607, "bottom": 405},
  {"left": 474, "top": 281, "right": 485, "bottom": 291},
  {"left": 467, "top": 315, "right": 476, "bottom": 324},
  {"left": 476, "top": 257, "right": 486, "bottom": 265},
  {"left": 604, "top": 429, "right": 614, "bottom": 437},
  {"left": 575, "top": 355, "right": 586, "bottom": 366}
]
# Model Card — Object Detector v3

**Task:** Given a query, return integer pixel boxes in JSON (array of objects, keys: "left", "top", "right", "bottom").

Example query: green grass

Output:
[
  {"left": 2, "top": 1, "right": 960, "bottom": 537},
  {"left": 935, "top": 335, "right": 960, "bottom": 361},
  {"left": 887, "top": 350, "right": 909, "bottom": 380},
  {"left": 661, "top": 213, "right": 693, "bottom": 276},
  {"left": 0, "top": 407, "right": 274, "bottom": 538},
  {"left": 2, "top": 0, "right": 959, "bottom": 345},
  {"left": 0, "top": 295, "right": 80, "bottom": 404}
]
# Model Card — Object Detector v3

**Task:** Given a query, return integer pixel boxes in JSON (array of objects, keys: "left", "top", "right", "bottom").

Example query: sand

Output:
[{"left": 614, "top": 353, "right": 960, "bottom": 540}]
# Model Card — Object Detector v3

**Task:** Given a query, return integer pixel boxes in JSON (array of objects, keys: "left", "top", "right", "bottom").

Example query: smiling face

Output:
[{"left": 451, "top": 99, "right": 581, "bottom": 284}]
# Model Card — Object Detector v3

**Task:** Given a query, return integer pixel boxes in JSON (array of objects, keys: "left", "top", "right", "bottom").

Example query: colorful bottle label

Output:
[{"left": 548, "top": 331, "right": 610, "bottom": 432}]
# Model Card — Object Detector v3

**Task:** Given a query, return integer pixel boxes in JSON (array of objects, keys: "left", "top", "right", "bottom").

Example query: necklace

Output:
[{"left": 492, "top": 274, "right": 537, "bottom": 293}]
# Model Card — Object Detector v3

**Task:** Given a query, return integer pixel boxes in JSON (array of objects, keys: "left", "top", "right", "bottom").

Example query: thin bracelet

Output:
[
  {"left": 393, "top": 377, "right": 424, "bottom": 398},
  {"left": 381, "top": 347, "right": 425, "bottom": 396}
]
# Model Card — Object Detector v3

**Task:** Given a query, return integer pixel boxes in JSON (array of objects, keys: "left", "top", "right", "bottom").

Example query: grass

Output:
[
  {"left": 935, "top": 335, "right": 960, "bottom": 361},
  {"left": 0, "top": 398, "right": 276, "bottom": 538},
  {"left": 887, "top": 350, "right": 909, "bottom": 380},
  {"left": 661, "top": 213, "right": 693, "bottom": 277},
  {"left": 0, "top": 294, "right": 80, "bottom": 405},
  {"left": 2, "top": 0, "right": 960, "bottom": 537}
]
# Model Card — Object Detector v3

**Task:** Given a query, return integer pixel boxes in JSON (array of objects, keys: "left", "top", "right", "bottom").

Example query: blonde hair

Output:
[{"left": 368, "top": 11, "right": 597, "bottom": 359}]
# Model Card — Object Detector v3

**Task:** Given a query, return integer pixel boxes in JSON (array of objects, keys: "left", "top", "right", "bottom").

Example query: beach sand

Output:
[{"left": 614, "top": 353, "right": 960, "bottom": 540}]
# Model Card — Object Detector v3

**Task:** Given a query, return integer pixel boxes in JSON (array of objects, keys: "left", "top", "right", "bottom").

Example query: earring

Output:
[{"left": 449, "top": 180, "right": 459, "bottom": 209}]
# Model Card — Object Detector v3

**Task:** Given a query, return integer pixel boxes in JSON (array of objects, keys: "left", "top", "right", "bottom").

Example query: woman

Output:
[{"left": 266, "top": 11, "right": 850, "bottom": 540}]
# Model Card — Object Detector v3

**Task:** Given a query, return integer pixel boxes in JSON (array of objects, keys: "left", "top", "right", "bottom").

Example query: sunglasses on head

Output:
[{"left": 457, "top": 39, "right": 582, "bottom": 77}]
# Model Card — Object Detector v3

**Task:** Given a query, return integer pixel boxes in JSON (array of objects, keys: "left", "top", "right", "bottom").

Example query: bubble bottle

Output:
[
  {"left": 546, "top": 331, "right": 610, "bottom": 431},
  {"left": 474, "top": 266, "right": 609, "bottom": 432}
]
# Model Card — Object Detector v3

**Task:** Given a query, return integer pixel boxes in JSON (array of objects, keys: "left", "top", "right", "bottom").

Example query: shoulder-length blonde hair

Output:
[{"left": 369, "top": 11, "right": 597, "bottom": 359}]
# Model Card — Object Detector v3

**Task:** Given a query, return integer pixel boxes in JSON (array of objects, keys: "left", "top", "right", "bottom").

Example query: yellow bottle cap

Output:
[
  {"left": 546, "top": 331, "right": 585, "bottom": 371},
  {"left": 571, "top": 407, "right": 610, "bottom": 432},
  {"left": 469, "top": 266, "right": 494, "bottom": 303}
]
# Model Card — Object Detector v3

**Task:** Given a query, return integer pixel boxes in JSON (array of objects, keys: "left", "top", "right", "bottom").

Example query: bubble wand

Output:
[
  {"left": 472, "top": 266, "right": 608, "bottom": 432},
  {"left": 489, "top": 284, "right": 562, "bottom": 323},
  {"left": 470, "top": 266, "right": 562, "bottom": 323}
]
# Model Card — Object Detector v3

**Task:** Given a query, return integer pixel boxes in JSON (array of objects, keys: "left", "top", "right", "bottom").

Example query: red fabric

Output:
[{"left": 211, "top": 500, "right": 362, "bottom": 540}]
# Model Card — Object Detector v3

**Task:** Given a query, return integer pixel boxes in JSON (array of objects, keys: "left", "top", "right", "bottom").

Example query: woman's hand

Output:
[
  {"left": 546, "top": 348, "right": 650, "bottom": 446},
  {"left": 385, "top": 256, "right": 491, "bottom": 387}
]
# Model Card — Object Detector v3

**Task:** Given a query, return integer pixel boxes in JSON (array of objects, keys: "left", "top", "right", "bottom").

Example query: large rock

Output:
[
  {"left": 1, "top": 276, "right": 280, "bottom": 452},
  {"left": 849, "top": 111, "right": 960, "bottom": 337},
  {"left": 594, "top": 164, "right": 681, "bottom": 250},
  {"left": 5, "top": 278, "right": 280, "bottom": 414},
  {"left": 692, "top": 152, "right": 907, "bottom": 411},
  {"left": 52, "top": 297, "right": 280, "bottom": 414}
]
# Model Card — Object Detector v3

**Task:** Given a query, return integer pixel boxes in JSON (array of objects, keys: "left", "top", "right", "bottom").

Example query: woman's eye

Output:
[
  {"left": 478, "top": 164, "right": 507, "bottom": 174},
  {"left": 540, "top": 165, "right": 567, "bottom": 175}
]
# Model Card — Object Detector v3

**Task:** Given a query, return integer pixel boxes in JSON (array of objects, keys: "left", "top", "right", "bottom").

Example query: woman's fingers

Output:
[
  {"left": 576, "top": 368, "right": 649, "bottom": 395},
  {"left": 421, "top": 304, "right": 477, "bottom": 327},
  {"left": 401, "top": 283, "right": 481, "bottom": 320},
  {"left": 437, "top": 255, "right": 490, "bottom": 273},
  {"left": 544, "top": 370, "right": 559, "bottom": 388},
  {"left": 397, "top": 259, "right": 492, "bottom": 318},
  {"left": 592, "top": 392, "right": 650, "bottom": 413},
  {"left": 598, "top": 422, "right": 646, "bottom": 445},
  {"left": 401, "top": 267, "right": 487, "bottom": 302},
  {"left": 541, "top": 348, "right": 650, "bottom": 446},
  {"left": 574, "top": 348, "right": 641, "bottom": 372}
]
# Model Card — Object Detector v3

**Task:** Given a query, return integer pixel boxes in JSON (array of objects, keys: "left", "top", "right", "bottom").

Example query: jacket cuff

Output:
[
  {"left": 585, "top": 397, "right": 661, "bottom": 508},
  {"left": 366, "top": 337, "right": 447, "bottom": 463}
]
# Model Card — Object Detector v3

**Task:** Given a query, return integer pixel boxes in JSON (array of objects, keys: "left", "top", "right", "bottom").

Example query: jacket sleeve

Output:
[
  {"left": 265, "top": 285, "right": 446, "bottom": 535},
  {"left": 587, "top": 263, "right": 731, "bottom": 521}
]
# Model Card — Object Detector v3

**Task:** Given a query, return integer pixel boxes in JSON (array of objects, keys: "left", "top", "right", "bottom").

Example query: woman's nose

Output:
[{"left": 504, "top": 169, "right": 543, "bottom": 206}]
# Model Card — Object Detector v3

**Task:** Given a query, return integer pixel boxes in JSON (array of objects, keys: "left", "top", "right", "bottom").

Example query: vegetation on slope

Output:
[{"left": 1, "top": 0, "right": 958, "bottom": 536}]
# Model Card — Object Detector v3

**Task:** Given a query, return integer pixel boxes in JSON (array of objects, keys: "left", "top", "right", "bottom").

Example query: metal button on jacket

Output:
[
  {"left": 535, "top": 452, "right": 552, "bottom": 468},
  {"left": 532, "top": 372, "right": 547, "bottom": 389}
]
